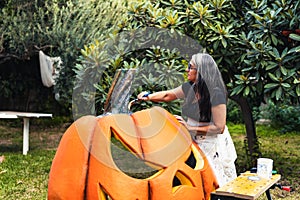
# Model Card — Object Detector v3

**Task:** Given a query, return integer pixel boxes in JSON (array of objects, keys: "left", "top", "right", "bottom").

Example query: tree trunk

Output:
[{"left": 230, "top": 95, "right": 260, "bottom": 162}]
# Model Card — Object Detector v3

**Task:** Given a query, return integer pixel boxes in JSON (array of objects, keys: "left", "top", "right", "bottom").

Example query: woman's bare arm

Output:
[
  {"left": 138, "top": 86, "right": 184, "bottom": 102},
  {"left": 178, "top": 104, "right": 226, "bottom": 135}
]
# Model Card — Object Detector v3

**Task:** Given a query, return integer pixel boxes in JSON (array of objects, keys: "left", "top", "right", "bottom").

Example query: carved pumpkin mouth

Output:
[
  {"left": 111, "top": 126, "right": 202, "bottom": 182},
  {"left": 98, "top": 134, "right": 203, "bottom": 200}
]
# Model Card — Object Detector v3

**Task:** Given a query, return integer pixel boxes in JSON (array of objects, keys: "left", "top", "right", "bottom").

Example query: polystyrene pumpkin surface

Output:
[{"left": 48, "top": 106, "right": 218, "bottom": 200}]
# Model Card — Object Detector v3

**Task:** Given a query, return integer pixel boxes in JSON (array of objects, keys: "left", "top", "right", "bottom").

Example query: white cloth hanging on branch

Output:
[{"left": 39, "top": 50, "right": 62, "bottom": 87}]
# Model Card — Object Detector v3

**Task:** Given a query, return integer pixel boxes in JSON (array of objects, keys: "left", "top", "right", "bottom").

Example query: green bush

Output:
[
  {"left": 265, "top": 101, "right": 300, "bottom": 133},
  {"left": 227, "top": 99, "right": 263, "bottom": 124},
  {"left": 227, "top": 99, "right": 244, "bottom": 124}
]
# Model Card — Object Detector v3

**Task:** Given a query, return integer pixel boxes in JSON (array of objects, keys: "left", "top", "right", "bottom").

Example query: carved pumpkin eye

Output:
[
  {"left": 111, "top": 129, "right": 159, "bottom": 178},
  {"left": 172, "top": 144, "right": 203, "bottom": 189},
  {"left": 185, "top": 149, "right": 197, "bottom": 169}
]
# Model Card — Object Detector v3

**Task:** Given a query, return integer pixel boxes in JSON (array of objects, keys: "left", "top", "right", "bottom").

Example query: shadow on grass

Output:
[{"left": 0, "top": 144, "right": 22, "bottom": 153}]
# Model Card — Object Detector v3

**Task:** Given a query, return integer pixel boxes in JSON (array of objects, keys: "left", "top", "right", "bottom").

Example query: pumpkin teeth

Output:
[{"left": 172, "top": 170, "right": 195, "bottom": 193}]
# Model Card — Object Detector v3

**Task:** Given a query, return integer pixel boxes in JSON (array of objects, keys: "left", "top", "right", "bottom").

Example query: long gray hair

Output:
[
  {"left": 191, "top": 53, "right": 226, "bottom": 96},
  {"left": 184, "top": 53, "right": 227, "bottom": 122}
]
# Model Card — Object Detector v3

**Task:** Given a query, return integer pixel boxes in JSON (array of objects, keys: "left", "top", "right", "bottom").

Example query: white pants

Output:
[{"left": 192, "top": 126, "right": 237, "bottom": 187}]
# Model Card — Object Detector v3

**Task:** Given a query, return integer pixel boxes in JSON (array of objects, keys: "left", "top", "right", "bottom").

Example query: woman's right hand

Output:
[{"left": 137, "top": 91, "right": 150, "bottom": 101}]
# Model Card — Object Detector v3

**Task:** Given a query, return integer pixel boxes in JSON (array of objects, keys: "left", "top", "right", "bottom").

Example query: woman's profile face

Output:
[{"left": 186, "top": 62, "right": 197, "bottom": 82}]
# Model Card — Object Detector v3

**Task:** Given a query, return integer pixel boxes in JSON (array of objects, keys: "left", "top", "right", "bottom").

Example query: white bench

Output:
[{"left": 0, "top": 111, "right": 52, "bottom": 155}]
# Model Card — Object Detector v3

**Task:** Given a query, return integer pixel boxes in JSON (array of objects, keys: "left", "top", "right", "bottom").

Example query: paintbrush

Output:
[{"left": 128, "top": 92, "right": 150, "bottom": 111}]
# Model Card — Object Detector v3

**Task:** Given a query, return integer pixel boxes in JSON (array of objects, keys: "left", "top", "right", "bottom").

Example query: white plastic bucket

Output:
[{"left": 257, "top": 158, "right": 273, "bottom": 179}]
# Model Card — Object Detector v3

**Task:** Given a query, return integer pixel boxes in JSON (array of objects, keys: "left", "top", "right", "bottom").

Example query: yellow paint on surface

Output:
[{"left": 213, "top": 172, "right": 281, "bottom": 199}]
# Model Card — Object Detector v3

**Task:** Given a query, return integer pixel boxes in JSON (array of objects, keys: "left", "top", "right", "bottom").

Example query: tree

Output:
[
  {"left": 74, "top": 0, "right": 300, "bottom": 164},
  {"left": 0, "top": 0, "right": 127, "bottom": 109}
]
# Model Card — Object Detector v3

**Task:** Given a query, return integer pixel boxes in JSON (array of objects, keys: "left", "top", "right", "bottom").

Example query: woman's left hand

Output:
[{"left": 174, "top": 115, "right": 189, "bottom": 129}]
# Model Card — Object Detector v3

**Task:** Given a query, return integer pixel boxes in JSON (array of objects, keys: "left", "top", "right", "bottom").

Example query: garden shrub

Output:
[
  {"left": 265, "top": 101, "right": 300, "bottom": 133},
  {"left": 227, "top": 99, "right": 243, "bottom": 124}
]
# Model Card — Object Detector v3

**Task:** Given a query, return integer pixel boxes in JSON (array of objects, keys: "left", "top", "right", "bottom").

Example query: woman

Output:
[{"left": 137, "top": 53, "right": 237, "bottom": 187}]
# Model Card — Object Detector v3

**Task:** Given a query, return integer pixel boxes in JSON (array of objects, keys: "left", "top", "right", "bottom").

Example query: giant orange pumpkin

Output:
[{"left": 48, "top": 106, "right": 218, "bottom": 200}]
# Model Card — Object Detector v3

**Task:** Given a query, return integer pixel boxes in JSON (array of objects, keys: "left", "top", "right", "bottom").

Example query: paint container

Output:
[{"left": 257, "top": 158, "right": 273, "bottom": 179}]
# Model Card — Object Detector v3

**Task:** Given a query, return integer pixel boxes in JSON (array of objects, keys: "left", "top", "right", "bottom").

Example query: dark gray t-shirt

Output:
[{"left": 181, "top": 81, "right": 226, "bottom": 122}]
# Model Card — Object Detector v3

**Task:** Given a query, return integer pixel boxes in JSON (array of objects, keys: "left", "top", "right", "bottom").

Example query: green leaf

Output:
[
  {"left": 231, "top": 85, "right": 244, "bottom": 95},
  {"left": 234, "top": 74, "right": 243, "bottom": 80},
  {"left": 289, "top": 33, "right": 300, "bottom": 41},
  {"left": 281, "top": 83, "right": 290, "bottom": 88},
  {"left": 271, "top": 34, "right": 278, "bottom": 45},
  {"left": 268, "top": 73, "right": 279, "bottom": 82},
  {"left": 221, "top": 38, "right": 227, "bottom": 48},
  {"left": 242, "top": 66, "right": 253, "bottom": 72},
  {"left": 288, "top": 46, "right": 300, "bottom": 53},
  {"left": 265, "top": 83, "right": 278, "bottom": 89},
  {"left": 282, "top": 48, "right": 288, "bottom": 57},
  {"left": 275, "top": 87, "right": 283, "bottom": 100},
  {"left": 296, "top": 85, "right": 300, "bottom": 96},
  {"left": 265, "top": 62, "right": 278, "bottom": 70},
  {"left": 247, "top": 11, "right": 263, "bottom": 21},
  {"left": 280, "top": 66, "right": 288, "bottom": 75},
  {"left": 294, "top": 78, "right": 300, "bottom": 84},
  {"left": 272, "top": 48, "right": 280, "bottom": 58},
  {"left": 244, "top": 86, "right": 250, "bottom": 96}
]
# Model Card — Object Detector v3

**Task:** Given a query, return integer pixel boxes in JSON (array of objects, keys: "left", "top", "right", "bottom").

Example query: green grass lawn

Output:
[{"left": 0, "top": 119, "right": 299, "bottom": 199}]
